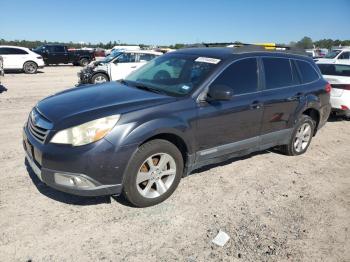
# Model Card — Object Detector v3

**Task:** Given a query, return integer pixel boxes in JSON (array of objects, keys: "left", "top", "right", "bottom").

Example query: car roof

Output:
[
  {"left": 0, "top": 45, "right": 30, "bottom": 50},
  {"left": 173, "top": 47, "right": 312, "bottom": 61}
]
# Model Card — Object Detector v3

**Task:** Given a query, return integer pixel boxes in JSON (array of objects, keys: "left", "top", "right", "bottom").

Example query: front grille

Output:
[{"left": 27, "top": 115, "right": 49, "bottom": 143}]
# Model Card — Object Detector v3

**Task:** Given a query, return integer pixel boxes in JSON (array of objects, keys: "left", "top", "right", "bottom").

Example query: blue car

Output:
[{"left": 23, "top": 46, "right": 331, "bottom": 207}]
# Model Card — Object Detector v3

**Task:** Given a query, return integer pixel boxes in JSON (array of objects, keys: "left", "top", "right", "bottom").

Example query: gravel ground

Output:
[{"left": 0, "top": 66, "right": 349, "bottom": 262}]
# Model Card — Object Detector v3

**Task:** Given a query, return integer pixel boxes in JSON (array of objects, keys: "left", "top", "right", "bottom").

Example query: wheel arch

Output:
[
  {"left": 23, "top": 60, "right": 38, "bottom": 68},
  {"left": 302, "top": 107, "right": 320, "bottom": 134}
]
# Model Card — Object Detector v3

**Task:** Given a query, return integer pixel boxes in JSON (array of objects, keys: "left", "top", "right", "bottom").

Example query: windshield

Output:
[
  {"left": 33, "top": 45, "right": 45, "bottom": 52},
  {"left": 324, "top": 50, "right": 341, "bottom": 59},
  {"left": 124, "top": 54, "right": 220, "bottom": 96},
  {"left": 101, "top": 50, "right": 122, "bottom": 63}
]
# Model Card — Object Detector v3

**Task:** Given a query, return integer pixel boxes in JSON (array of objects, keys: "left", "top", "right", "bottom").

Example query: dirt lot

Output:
[{"left": 0, "top": 66, "right": 349, "bottom": 262}]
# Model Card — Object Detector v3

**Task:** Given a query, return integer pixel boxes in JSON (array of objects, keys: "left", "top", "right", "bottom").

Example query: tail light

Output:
[
  {"left": 325, "top": 83, "right": 332, "bottom": 93},
  {"left": 341, "top": 105, "right": 349, "bottom": 111}
]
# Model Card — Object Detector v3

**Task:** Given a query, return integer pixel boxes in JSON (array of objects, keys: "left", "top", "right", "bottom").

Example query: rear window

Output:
[
  {"left": 262, "top": 58, "right": 294, "bottom": 89},
  {"left": 295, "top": 60, "right": 319, "bottom": 83},
  {"left": 317, "top": 64, "right": 350, "bottom": 77}
]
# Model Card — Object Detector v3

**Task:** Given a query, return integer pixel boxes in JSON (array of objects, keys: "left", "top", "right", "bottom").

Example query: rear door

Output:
[
  {"left": 0, "top": 47, "right": 28, "bottom": 68},
  {"left": 52, "top": 46, "right": 68, "bottom": 64},
  {"left": 259, "top": 57, "right": 303, "bottom": 145},
  {"left": 109, "top": 52, "right": 137, "bottom": 80},
  {"left": 196, "top": 57, "right": 264, "bottom": 160},
  {"left": 337, "top": 51, "right": 350, "bottom": 64}
]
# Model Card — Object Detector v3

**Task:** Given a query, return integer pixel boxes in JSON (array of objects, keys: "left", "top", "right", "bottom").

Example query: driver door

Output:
[
  {"left": 195, "top": 58, "right": 263, "bottom": 160},
  {"left": 109, "top": 52, "right": 138, "bottom": 80}
]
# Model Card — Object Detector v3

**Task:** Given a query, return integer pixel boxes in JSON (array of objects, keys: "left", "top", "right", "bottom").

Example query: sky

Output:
[{"left": 1, "top": 0, "right": 349, "bottom": 45}]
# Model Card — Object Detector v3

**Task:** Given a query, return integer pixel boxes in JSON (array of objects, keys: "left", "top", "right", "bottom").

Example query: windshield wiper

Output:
[{"left": 130, "top": 82, "right": 167, "bottom": 95}]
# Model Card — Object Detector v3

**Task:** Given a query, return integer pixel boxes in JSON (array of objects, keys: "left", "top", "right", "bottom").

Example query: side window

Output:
[
  {"left": 2, "top": 48, "right": 28, "bottom": 55},
  {"left": 338, "top": 52, "right": 350, "bottom": 60},
  {"left": 295, "top": 60, "right": 319, "bottom": 83},
  {"left": 116, "top": 53, "right": 136, "bottom": 63},
  {"left": 262, "top": 57, "right": 294, "bottom": 89},
  {"left": 211, "top": 58, "right": 258, "bottom": 95},
  {"left": 0, "top": 48, "right": 5, "bottom": 55},
  {"left": 53, "top": 46, "right": 65, "bottom": 52},
  {"left": 139, "top": 53, "right": 156, "bottom": 62}
]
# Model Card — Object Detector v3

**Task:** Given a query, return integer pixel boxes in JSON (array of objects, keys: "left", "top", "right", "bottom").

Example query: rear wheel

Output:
[
  {"left": 23, "top": 61, "right": 38, "bottom": 74},
  {"left": 280, "top": 115, "right": 315, "bottom": 156},
  {"left": 91, "top": 73, "right": 108, "bottom": 84},
  {"left": 79, "top": 58, "right": 89, "bottom": 67},
  {"left": 123, "top": 139, "right": 184, "bottom": 207}
]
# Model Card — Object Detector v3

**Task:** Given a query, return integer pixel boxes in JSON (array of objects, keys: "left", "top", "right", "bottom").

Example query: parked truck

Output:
[{"left": 33, "top": 44, "right": 95, "bottom": 66}]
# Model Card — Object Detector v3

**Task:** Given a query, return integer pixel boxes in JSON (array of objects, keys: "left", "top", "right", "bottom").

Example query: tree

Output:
[{"left": 296, "top": 36, "right": 313, "bottom": 49}]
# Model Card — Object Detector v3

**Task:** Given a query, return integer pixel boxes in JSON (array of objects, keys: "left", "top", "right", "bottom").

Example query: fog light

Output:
[{"left": 54, "top": 173, "right": 96, "bottom": 188}]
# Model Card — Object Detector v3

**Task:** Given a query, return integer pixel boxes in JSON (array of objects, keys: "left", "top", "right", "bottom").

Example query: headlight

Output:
[{"left": 50, "top": 115, "right": 120, "bottom": 146}]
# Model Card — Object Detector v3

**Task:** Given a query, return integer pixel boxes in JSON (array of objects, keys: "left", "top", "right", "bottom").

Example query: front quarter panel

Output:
[{"left": 105, "top": 98, "right": 198, "bottom": 154}]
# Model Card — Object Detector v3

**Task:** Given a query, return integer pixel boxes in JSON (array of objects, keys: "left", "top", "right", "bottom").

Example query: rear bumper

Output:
[{"left": 318, "top": 103, "right": 332, "bottom": 130}]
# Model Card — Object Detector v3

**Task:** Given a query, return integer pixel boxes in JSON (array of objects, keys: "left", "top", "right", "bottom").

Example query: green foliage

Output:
[
  {"left": 0, "top": 39, "right": 143, "bottom": 49},
  {"left": 295, "top": 36, "right": 314, "bottom": 49}
]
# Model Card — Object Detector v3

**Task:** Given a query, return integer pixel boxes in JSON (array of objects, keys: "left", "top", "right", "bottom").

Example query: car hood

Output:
[{"left": 36, "top": 82, "right": 175, "bottom": 126}]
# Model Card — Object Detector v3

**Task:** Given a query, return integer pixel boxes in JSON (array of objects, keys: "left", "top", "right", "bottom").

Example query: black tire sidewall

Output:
[
  {"left": 289, "top": 115, "right": 315, "bottom": 156},
  {"left": 123, "top": 139, "right": 184, "bottom": 207},
  {"left": 80, "top": 58, "right": 89, "bottom": 66}
]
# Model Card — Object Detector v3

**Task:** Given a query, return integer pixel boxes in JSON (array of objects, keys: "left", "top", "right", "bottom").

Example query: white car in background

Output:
[
  {"left": 317, "top": 62, "right": 350, "bottom": 119},
  {"left": 78, "top": 50, "right": 162, "bottom": 84},
  {"left": 0, "top": 45, "right": 44, "bottom": 74},
  {"left": 315, "top": 48, "right": 350, "bottom": 65}
]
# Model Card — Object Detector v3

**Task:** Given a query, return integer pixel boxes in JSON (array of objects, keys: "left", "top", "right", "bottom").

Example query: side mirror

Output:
[{"left": 207, "top": 84, "right": 233, "bottom": 101}]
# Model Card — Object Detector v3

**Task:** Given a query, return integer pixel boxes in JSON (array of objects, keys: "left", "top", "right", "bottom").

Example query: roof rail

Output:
[{"left": 199, "top": 42, "right": 308, "bottom": 56}]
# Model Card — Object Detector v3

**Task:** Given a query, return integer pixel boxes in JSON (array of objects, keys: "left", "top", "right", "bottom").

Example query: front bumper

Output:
[
  {"left": 77, "top": 70, "right": 93, "bottom": 84},
  {"left": 23, "top": 126, "right": 135, "bottom": 197}
]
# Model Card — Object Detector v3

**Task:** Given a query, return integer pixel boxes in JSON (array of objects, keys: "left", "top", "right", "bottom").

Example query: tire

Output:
[
  {"left": 280, "top": 115, "right": 315, "bottom": 156},
  {"left": 91, "top": 73, "right": 108, "bottom": 84},
  {"left": 79, "top": 58, "right": 89, "bottom": 67},
  {"left": 123, "top": 139, "right": 184, "bottom": 207},
  {"left": 23, "top": 61, "right": 38, "bottom": 74}
]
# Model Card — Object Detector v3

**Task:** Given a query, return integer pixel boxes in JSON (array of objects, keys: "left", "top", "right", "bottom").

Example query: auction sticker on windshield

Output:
[{"left": 195, "top": 57, "right": 221, "bottom": 64}]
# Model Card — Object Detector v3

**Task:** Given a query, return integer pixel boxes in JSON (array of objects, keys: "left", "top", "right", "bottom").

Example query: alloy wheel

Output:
[
  {"left": 294, "top": 123, "right": 312, "bottom": 153},
  {"left": 136, "top": 153, "right": 176, "bottom": 198}
]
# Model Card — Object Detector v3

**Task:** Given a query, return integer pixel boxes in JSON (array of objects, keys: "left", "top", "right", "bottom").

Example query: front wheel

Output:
[
  {"left": 123, "top": 139, "right": 184, "bottom": 207},
  {"left": 280, "top": 115, "right": 315, "bottom": 156},
  {"left": 23, "top": 61, "right": 38, "bottom": 74},
  {"left": 91, "top": 73, "right": 108, "bottom": 84}
]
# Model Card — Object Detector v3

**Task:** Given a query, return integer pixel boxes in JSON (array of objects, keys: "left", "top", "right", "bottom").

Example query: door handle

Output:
[
  {"left": 131, "top": 66, "right": 137, "bottom": 68},
  {"left": 250, "top": 101, "right": 262, "bottom": 110}
]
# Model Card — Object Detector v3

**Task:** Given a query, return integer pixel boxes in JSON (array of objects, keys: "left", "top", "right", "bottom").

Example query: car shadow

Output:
[
  {"left": 24, "top": 149, "right": 279, "bottom": 207},
  {"left": 0, "top": 85, "right": 7, "bottom": 94},
  {"left": 327, "top": 114, "right": 348, "bottom": 122},
  {"left": 25, "top": 159, "right": 112, "bottom": 206},
  {"left": 4, "top": 70, "right": 44, "bottom": 74}
]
